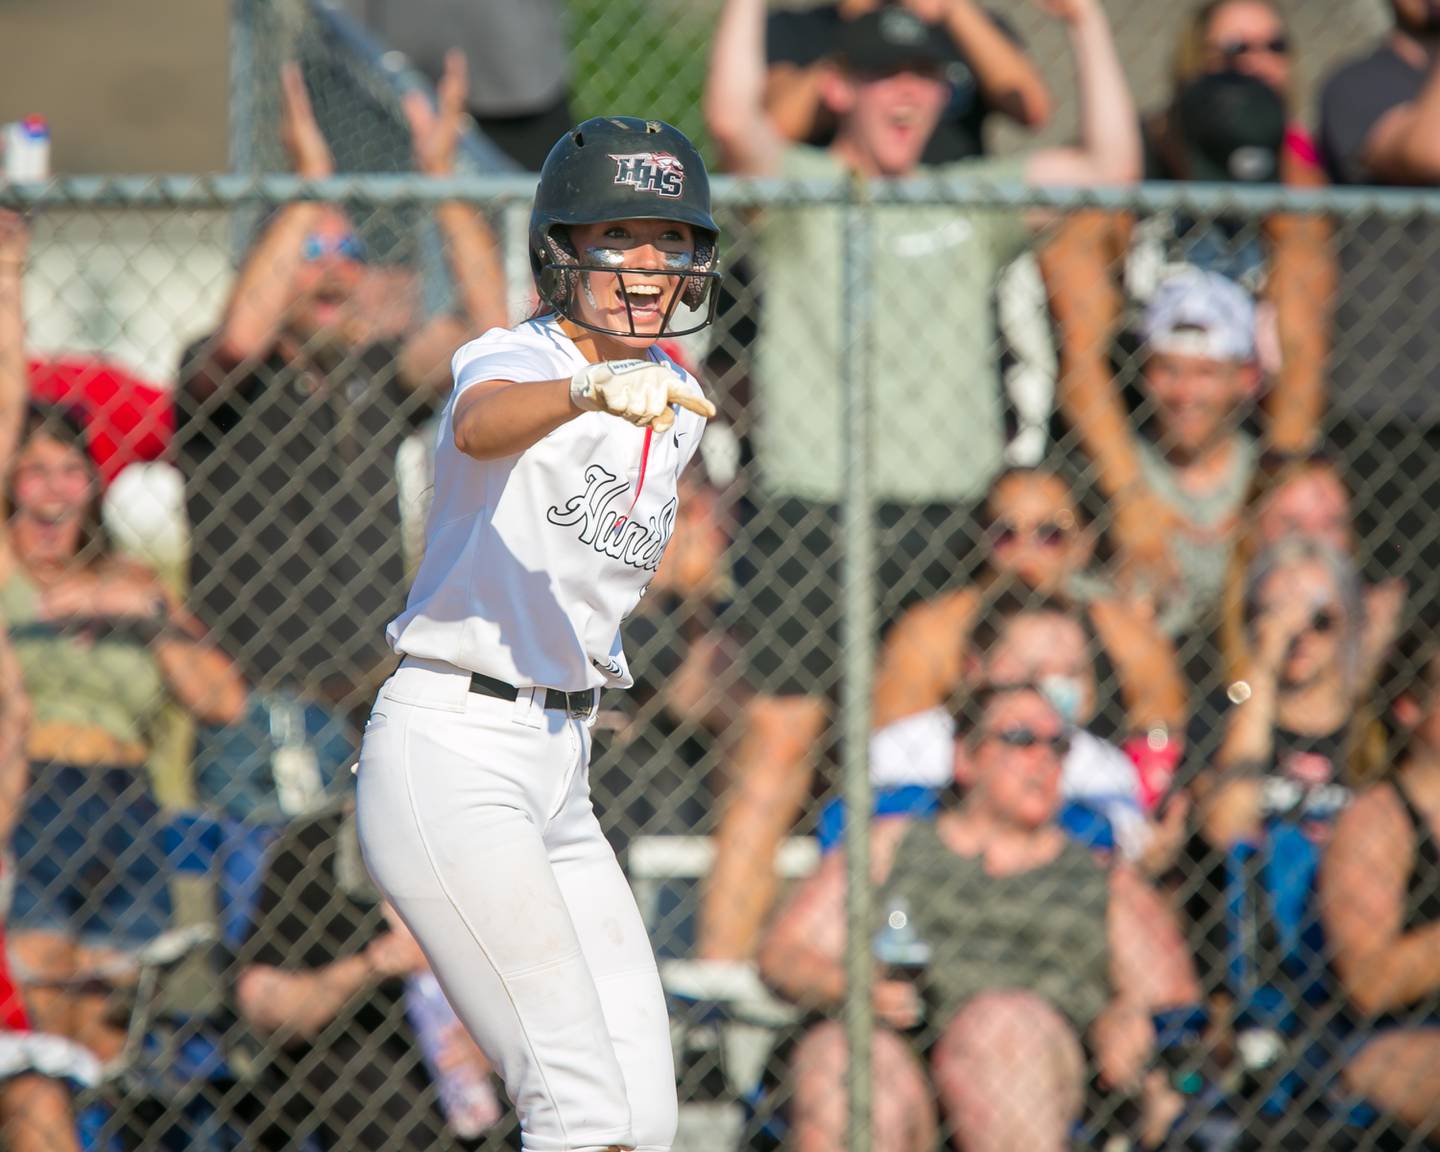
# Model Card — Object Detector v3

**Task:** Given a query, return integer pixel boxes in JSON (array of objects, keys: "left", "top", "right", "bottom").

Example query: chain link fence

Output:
[{"left": 2, "top": 165, "right": 1440, "bottom": 1152}]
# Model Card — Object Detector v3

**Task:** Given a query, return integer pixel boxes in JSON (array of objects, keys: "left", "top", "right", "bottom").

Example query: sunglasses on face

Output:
[
  {"left": 1214, "top": 35, "right": 1290, "bottom": 60},
  {"left": 985, "top": 726, "right": 1071, "bottom": 756},
  {"left": 1251, "top": 602, "right": 1342, "bottom": 636},
  {"left": 301, "top": 233, "right": 368, "bottom": 263},
  {"left": 989, "top": 520, "right": 1072, "bottom": 550}
]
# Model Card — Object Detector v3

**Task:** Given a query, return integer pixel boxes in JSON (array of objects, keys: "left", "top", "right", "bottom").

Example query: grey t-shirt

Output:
[
  {"left": 1137, "top": 432, "right": 1256, "bottom": 638},
  {"left": 1319, "top": 42, "right": 1440, "bottom": 422},
  {"left": 348, "top": 0, "right": 569, "bottom": 115},
  {"left": 752, "top": 146, "right": 1030, "bottom": 503}
]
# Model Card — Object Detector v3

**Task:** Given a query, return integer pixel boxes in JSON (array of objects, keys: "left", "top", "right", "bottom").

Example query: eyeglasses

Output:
[
  {"left": 1214, "top": 35, "right": 1290, "bottom": 60},
  {"left": 301, "top": 233, "right": 368, "bottom": 263},
  {"left": 985, "top": 727, "right": 1071, "bottom": 757},
  {"left": 988, "top": 520, "right": 1072, "bottom": 550}
]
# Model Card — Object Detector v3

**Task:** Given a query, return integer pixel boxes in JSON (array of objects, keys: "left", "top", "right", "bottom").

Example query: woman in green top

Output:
[
  {"left": 759, "top": 684, "right": 1199, "bottom": 1152},
  {"left": 0, "top": 387, "right": 246, "bottom": 1063}
]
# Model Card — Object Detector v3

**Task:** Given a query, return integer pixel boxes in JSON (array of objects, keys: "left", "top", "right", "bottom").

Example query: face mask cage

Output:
[{"left": 538, "top": 228, "right": 721, "bottom": 339}]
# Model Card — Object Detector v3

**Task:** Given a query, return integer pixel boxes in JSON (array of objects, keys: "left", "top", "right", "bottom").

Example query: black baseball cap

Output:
[
  {"left": 834, "top": 7, "right": 952, "bottom": 75},
  {"left": 1175, "top": 70, "right": 1286, "bottom": 183}
]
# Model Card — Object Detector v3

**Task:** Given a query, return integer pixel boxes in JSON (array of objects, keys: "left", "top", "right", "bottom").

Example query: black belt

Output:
[{"left": 469, "top": 672, "right": 596, "bottom": 718}]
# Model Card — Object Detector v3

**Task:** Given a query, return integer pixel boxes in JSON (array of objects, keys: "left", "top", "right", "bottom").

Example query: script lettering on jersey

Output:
[
  {"left": 610, "top": 152, "right": 685, "bottom": 199},
  {"left": 546, "top": 464, "right": 677, "bottom": 571}
]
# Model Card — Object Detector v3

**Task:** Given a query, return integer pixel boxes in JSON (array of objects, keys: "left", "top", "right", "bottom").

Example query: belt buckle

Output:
[{"left": 568, "top": 692, "right": 593, "bottom": 720}]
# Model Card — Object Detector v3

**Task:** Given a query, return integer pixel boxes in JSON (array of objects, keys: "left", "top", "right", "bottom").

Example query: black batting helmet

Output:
[{"left": 529, "top": 116, "right": 721, "bottom": 338}]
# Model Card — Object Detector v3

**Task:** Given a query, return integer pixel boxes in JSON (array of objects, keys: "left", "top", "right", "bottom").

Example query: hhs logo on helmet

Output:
[{"left": 611, "top": 152, "right": 686, "bottom": 198}]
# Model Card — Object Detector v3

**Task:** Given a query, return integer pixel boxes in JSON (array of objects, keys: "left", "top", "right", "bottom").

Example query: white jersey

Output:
[{"left": 387, "top": 316, "right": 707, "bottom": 690}]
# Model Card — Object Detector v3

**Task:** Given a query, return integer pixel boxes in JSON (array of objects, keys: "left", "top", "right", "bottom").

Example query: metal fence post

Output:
[{"left": 841, "top": 168, "right": 876, "bottom": 1152}]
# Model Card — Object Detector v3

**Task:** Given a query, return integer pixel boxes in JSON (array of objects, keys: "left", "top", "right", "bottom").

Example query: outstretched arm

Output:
[
  {"left": 934, "top": 0, "right": 1052, "bottom": 129},
  {"left": 453, "top": 359, "right": 715, "bottom": 461},
  {"left": 209, "top": 64, "right": 334, "bottom": 373},
  {"left": 1022, "top": 0, "right": 1140, "bottom": 187},
  {"left": 0, "top": 211, "right": 28, "bottom": 493},
  {"left": 1263, "top": 148, "right": 1334, "bottom": 452},
  {"left": 706, "top": 0, "right": 788, "bottom": 175},
  {"left": 399, "top": 51, "right": 509, "bottom": 395}
]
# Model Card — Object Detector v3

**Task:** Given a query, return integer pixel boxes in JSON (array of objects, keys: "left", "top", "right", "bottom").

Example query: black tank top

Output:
[
  {"left": 1394, "top": 779, "right": 1440, "bottom": 932},
  {"left": 1364, "top": 779, "right": 1440, "bottom": 1031}
]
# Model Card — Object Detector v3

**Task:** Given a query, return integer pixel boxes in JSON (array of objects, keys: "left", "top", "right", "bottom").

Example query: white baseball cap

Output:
[{"left": 1142, "top": 269, "right": 1257, "bottom": 364}]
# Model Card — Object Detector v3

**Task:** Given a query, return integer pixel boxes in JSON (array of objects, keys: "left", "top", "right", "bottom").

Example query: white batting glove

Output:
[{"left": 570, "top": 360, "right": 714, "bottom": 432}]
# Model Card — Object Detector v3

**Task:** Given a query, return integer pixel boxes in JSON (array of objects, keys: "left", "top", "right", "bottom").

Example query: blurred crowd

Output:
[{"left": 0, "top": 0, "right": 1439, "bottom": 1149}]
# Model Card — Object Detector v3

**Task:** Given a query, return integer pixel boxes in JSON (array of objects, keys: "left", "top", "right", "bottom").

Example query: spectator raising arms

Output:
[
  {"left": 0, "top": 209, "right": 246, "bottom": 1062},
  {"left": 763, "top": 0, "right": 1052, "bottom": 161},
  {"left": 1322, "top": 617, "right": 1440, "bottom": 1139},
  {"left": 1045, "top": 0, "right": 1335, "bottom": 603},
  {"left": 761, "top": 684, "right": 1199, "bottom": 1152},
  {"left": 176, "top": 59, "right": 507, "bottom": 816},
  {"left": 1054, "top": 268, "right": 1263, "bottom": 646},
  {"left": 699, "top": 0, "right": 1141, "bottom": 967}
]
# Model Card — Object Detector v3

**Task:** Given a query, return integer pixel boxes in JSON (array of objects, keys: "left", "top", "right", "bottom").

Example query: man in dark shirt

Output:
[
  {"left": 1317, "top": 0, "right": 1440, "bottom": 601},
  {"left": 231, "top": 803, "right": 502, "bottom": 1150},
  {"left": 176, "top": 62, "right": 506, "bottom": 817}
]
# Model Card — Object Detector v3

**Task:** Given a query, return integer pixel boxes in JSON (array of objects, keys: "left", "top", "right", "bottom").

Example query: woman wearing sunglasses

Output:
[
  {"left": 1164, "top": 0, "right": 1323, "bottom": 183},
  {"left": 873, "top": 467, "right": 1185, "bottom": 747},
  {"left": 1178, "top": 539, "right": 1383, "bottom": 1104},
  {"left": 1191, "top": 536, "right": 1383, "bottom": 858},
  {"left": 1218, "top": 451, "right": 1406, "bottom": 701}
]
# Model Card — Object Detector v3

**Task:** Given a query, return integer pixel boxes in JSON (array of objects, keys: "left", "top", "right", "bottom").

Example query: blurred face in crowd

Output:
[
  {"left": 826, "top": 63, "right": 949, "bottom": 176},
  {"left": 1255, "top": 466, "right": 1352, "bottom": 555},
  {"left": 984, "top": 472, "right": 1090, "bottom": 592},
  {"left": 568, "top": 218, "right": 696, "bottom": 347},
  {"left": 286, "top": 207, "right": 367, "bottom": 356},
  {"left": 966, "top": 689, "right": 1069, "bottom": 832},
  {"left": 983, "top": 611, "right": 1097, "bottom": 728},
  {"left": 1202, "top": 1, "right": 1292, "bottom": 95},
  {"left": 1144, "top": 349, "right": 1257, "bottom": 464},
  {"left": 1252, "top": 559, "right": 1348, "bottom": 690},
  {"left": 1392, "top": 0, "right": 1440, "bottom": 39},
  {"left": 8, "top": 431, "right": 94, "bottom": 565}
]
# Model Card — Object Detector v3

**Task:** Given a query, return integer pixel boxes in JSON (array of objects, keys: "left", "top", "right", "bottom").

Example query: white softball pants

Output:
[{"left": 355, "top": 656, "right": 677, "bottom": 1152}]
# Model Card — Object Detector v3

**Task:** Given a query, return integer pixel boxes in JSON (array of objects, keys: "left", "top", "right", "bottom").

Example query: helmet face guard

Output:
[
  {"left": 538, "top": 229, "right": 721, "bottom": 339},
  {"left": 539, "top": 260, "right": 723, "bottom": 340},
  {"left": 530, "top": 117, "right": 722, "bottom": 339}
]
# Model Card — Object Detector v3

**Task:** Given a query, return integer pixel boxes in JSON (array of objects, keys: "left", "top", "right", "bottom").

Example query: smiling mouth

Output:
[
  {"left": 620, "top": 283, "right": 667, "bottom": 319},
  {"left": 25, "top": 508, "right": 77, "bottom": 528}
]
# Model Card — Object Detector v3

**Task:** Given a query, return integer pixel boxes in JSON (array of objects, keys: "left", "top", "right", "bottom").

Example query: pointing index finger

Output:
[{"left": 670, "top": 388, "right": 717, "bottom": 420}]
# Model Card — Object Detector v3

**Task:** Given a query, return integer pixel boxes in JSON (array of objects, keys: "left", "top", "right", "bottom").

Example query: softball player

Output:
[{"left": 355, "top": 116, "right": 720, "bottom": 1152}]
